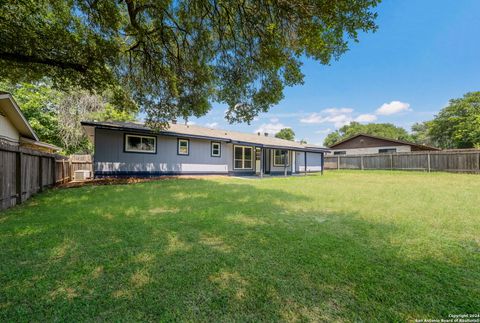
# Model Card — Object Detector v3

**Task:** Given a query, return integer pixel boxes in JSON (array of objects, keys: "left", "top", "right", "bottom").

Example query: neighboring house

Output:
[
  {"left": 81, "top": 121, "right": 329, "bottom": 177},
  {"left": 327, "top": 133, "right": 439, "bottom": 155},
  {"left": 0, "top": 92, "right": 60, "bottom": 153}
]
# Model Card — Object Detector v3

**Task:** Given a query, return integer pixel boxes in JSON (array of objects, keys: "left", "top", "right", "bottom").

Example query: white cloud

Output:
[
  {"left": 299, "top": 113, "right": 324, "bottom": 124},
  {"left": 186, "top": 120, "right": 196, "bottom": 125},
  {"left": 376, "top": 101, "right": 411, "bottom": 115},
  {"left": 269, "top": 117, "right": 280, "bottom": 123},
  {"left": 300, "top": 108, "right": 354, "bottom": 128},
  {"left": 314, "top": 128, "right": 332, "bottom": 134},
  {"left": 355, "top": 114, "right": 377, "bottom": 122},
  {"left": 205, "top": 122, "right": 218, "bottom": 128},
  {"left": 322, "top": 108, "right": 353, "bottom": 115},
  {"left": 255, "top": 123, "right": 289, "bottom": 135}
]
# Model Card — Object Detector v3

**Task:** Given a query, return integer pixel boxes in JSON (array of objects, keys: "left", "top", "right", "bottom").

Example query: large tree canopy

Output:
[
  {"left": 0, "top": 0, "right": 379, "bottom": 127},
  {"left": 427, "top": 92, "right": 480, "bottom": 149},
  {"left": 324, "top": 122, "right": 412, "bottom": 147}
]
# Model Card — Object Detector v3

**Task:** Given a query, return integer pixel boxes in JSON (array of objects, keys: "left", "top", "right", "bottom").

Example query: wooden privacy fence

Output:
[
  {"left": 324, "top": 150, "right": 480, "bottom": 173},
  {"left": 55, "top": 154, "right": 93, "bottom": 184},
  {"left": 0, "top": 142, "right": 93, "bottom": 211},
  {"left": 1, "top": 142, "right": 59, "bottom": 210}
]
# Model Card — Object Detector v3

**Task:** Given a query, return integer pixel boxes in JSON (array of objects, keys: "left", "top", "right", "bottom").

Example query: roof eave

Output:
[
  {"left": 81, "top": 121, "right": 329, "bottom": 153},
  {"left": 0, "top": 94, "right": 39, "bottom": 141},
  {"left": 329, "top": 133, "right": 439, "bottom": 151},
  {"left": 19, "top": 137, "right": 61, "bottom": 151},
  {"left": 81, "top": 121, "right": 231, "bottom": 143}
]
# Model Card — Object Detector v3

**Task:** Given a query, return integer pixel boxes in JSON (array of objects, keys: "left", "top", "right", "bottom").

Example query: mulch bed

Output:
[{"left": 56, "top": 175, "right": 228, "bottom": 189}]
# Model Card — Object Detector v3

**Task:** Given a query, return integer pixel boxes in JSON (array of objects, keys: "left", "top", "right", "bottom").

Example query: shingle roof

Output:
[
  {"left": 81, "top": 121, "right": 329, "bottom": 152},
  {"left": 328, "top": 133, "right": 439, "bottom": 151}
]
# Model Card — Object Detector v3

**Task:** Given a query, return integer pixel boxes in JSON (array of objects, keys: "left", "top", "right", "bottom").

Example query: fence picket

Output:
[
  {"left": 325, "top": 150, "right": 480, "bottom": 173},
  {"left": 0, "top": 143, "right": 92, "bottom": 211}
]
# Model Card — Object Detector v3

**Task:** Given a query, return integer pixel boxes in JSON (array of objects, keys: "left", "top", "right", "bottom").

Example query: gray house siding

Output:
[
  {"left": 295, "top": 152, "right": 323, "bottom": 172},
  {"left": 92, "top": 128, "right": 322, "bottom": 177},
  {"left": 94, "top": 128, "right": 235, "bottom": 176}
]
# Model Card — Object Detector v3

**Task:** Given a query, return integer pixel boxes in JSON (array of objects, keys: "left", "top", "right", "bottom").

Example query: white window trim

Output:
[
  {"left": 124, "top": 134, "right": 156, "bottom": 153},
  {"left": 273, "top": 149, "right": 290, "bottom": 167},
  {"left": 233, "top": 145, "right": 253, "bottom": 170},
  {"left": 178, "top": 139, "right": 189, "bottom": 155},
  {"left": 211, "top": 142, "right": 221, "bottom": 157}
]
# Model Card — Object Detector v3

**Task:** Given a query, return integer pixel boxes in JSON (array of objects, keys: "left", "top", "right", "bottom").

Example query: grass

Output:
[{"left": 0, "top": 171, "right": 479, "bottom": 322}]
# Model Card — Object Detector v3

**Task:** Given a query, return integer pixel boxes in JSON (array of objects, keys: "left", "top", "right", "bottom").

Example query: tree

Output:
[
  {"left": 275, "top": 128, "right": 295, "bottom": 141},
  {"left": 0, "top": 1, "right": 380, "bottom": 127},
  {"left": 324, "top": 122, "right": 412, "bottom": 147},
  {"left": 428, "top": 92, "right": 480, "bottom": 149},
  {"left": 0, "top": 81, "right": 136, "bottom": 154},
  {"left": 411, "top": 121, "right": 435, "bottom": 147}
]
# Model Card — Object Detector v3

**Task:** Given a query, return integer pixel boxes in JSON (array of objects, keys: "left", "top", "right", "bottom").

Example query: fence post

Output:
[
  {"left": 52, "top": 157, "right": 56, "bottom": 185},
  {"left": 477, "top": 152, "right": 480, "bottom": 173},
  {"left": 38, "top": 156, "right": 43, "bottom": 192},
  {"left": 69, "top": 159, "right": 73, "bottom": 182},
  {"left": 61, "top": 159, "right": 65, "bottom": 183},
  {"left": 360, "top": 155, "right": 364, "bottom": 170},
  {"left": 427, "top": 153, "right": 431, "bottom": 173},
  {"left": 16, "top": 151, "right": 23, "bottom": 204}
]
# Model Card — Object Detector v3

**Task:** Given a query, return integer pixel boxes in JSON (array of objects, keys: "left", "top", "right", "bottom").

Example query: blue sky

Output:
[{"left": 187, "top": 0, "right": 480, "bottom": 145}]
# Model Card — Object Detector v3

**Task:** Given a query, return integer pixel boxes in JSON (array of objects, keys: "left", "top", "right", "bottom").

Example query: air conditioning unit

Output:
[{"left": 74, "top": 170, "right": 91, "bottom": 181}]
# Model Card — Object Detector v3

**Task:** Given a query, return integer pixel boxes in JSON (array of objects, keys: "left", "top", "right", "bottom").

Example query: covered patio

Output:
[{"left": 230, "top": 141, "right": 328, "bottom": 178}]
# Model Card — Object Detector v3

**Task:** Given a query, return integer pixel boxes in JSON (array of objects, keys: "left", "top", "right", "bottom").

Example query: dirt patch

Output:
[{"left": 56, "top": 175, "right": 228, "bottom": 189}]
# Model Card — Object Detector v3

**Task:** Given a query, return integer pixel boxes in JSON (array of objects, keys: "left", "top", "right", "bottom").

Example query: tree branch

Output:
[{"left": 0, "top": 51, "right": 89, "bottom": 73}]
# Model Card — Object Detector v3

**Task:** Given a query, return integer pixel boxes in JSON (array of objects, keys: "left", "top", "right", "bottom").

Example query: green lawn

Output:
[{"left": 0, "top": 171, "right": 479, "bottom": 321}]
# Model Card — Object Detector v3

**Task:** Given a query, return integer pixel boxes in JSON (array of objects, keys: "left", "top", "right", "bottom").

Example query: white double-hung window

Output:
[
  {"left": 234, "top": 145, "right": 253, "bottom": 169},
  {"left": 211, "top": 142, "right": 221, "bottom": 157},
  {"left": 177, "top": 139, "right": 189, "bottom": 155}
]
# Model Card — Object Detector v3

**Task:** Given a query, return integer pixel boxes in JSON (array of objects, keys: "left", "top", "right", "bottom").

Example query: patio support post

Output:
[
  {"left": 260, "top": 148, "right": 264, "bottom": 178},
  {"left": 284, "top": 150, "right": 287, "bottom": 176},
  {"left": 304, "top": 152, "right": 307, "bottom": 176},
  {"left": 321, "top": 152, "right": 324, "bottom": 175}
]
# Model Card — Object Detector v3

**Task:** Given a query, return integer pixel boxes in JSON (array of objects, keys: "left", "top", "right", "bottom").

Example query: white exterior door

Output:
[{"left": 255, "top": 148, "right": 261, "bottom": 174}]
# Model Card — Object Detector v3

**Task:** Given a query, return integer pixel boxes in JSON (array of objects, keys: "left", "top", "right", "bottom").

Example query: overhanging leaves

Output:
[{"left": 0, "top": 0, "right": 380, "bottom": 127}]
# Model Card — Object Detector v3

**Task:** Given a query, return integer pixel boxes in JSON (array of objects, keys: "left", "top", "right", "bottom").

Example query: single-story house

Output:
[
  {"left": 0, "top": 92, "right": 61, "bottom": 153},
  {"left": 327, "top": 133, "right": 439, "bottom": 155},
  {"left": 81, "top": 121, "right": 329, "bottom": 177}
]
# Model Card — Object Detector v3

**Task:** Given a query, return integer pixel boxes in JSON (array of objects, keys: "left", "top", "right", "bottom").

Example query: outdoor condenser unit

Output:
[{"left": 74, "top": 170, "right": 91, "bottom": 181}]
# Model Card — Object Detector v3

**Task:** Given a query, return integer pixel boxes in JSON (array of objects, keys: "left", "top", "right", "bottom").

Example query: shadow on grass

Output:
[{"left": 0, "top": 178, "right": 478, "bottom": 321}]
